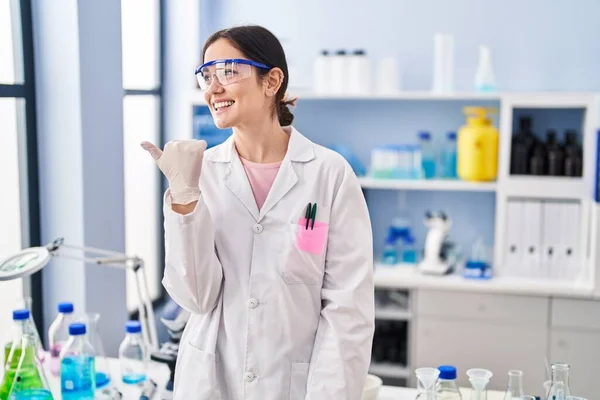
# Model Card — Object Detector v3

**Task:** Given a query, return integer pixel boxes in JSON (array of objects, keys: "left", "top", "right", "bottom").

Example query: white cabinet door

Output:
[
  {"left": 550, "top": 329, "right": 599, "bottom": 399},
  {"left": 413, "top": 317, "right": 547, "bottom": 394}
]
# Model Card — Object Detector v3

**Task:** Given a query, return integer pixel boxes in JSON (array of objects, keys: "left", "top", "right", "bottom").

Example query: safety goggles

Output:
[{"left": 195, "top": 58, "right": 271, "bottom": 90}]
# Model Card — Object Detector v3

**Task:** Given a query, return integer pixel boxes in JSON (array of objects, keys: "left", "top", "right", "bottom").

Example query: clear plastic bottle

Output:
[
  {"left": 401, "top": 235, "right": 418, "bottom": 264},
  {"left": 546, "top": 363, "right": 572, "bottom": 400},
  {"left": 439, "top": 132, "right": 458, "bottom": 179},
  {"left": 381, "top": 235, "right": 398, "bottom": 265},
  {"left": 60, "top": 323, "right": 96, "bottom": 400},
  {"left": 437, "top": 365, "right": 462, "bottom": 400},
  {"left": 119, "top": 321, "right": 148, "bottom": 385},
  {"left": 503, "top": 370, "right": 525, "bottom": 400},
  {"left": 0, "top": 309, "right": 51, "bottom": 400},
  {"left": 48, "top": 302, "right": 75, "bottom": 377},
  {"left": 418, "top": 131, "right": 436, "bottom": 179}
]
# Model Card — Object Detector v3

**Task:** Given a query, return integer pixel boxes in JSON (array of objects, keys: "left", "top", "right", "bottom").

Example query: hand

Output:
[{"left": 141, "top": 139, "right": 207, "bottom": 205}]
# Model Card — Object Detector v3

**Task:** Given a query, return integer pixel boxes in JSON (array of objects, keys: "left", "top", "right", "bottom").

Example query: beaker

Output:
[
  {"left": 415, "top": 367, "right": 439, "bottom": 400},
  {"left": 1, "top": 311, "right": 53, "bottom": 400},
  {"left": 75, "top": 313, "right": 112, "bottom": 390},
  {"left": 13, "top": 297, "right": 45, "bottom": 363},
  {"left": 466, "top": 368, "right": 492, "bottom": 400},
  {"left": 546, "top": 363, "right": 572, "bottom": 400},
  {"left": 503, "top": 370, "right": 525, "bottom": 399}
]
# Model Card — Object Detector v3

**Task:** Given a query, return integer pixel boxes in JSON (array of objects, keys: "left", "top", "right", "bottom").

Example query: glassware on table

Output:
[
  {"left": 503, "top": 370, "right": 525, "bottom": 400},
  {"left": 466, "top": 368, "right": 492, "bottom": 400},
  {"left": 546, "top": 363, "right": 572, "bottom": 400},
  {"left": 415, "top": 367, "right": 439, "bottom": 400}
]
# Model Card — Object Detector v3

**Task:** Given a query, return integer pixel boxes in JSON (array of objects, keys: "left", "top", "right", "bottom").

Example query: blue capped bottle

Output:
[
  {"left": 60, "top": 323, "right": 96, "bottom": 400},
  {"left": 118, "top": 321, "right": 148, "bottom": 385}
]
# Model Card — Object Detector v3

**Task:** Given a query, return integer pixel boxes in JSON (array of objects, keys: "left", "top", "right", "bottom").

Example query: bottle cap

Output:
[
  {"left": 438, "top": 365, "right": 457, "bottom": 380},
  {"left": 335, "top": 49, "right": 347, "bottom": 56},
  {"left": 58, "top": 302, "right": 74, "bottom": 313},
  {"left": 353, "top": 49, "right": 366, "bottom": 56},
  {"left": 404, "top": 235, "right": 415, "bottom": 245},
  {"left": 126, "top": 320, "right": 142, "bottom": 334},
  {"left": 13, "top": 309, "right": 30, "bottom": 321},
  {"left": 447, "top": 131, "right": 457, "bottom": 140},
  {"left": 418, "top": 131, "right": 431, "bottom": 140},
  {"left": 320, "top": 50, "right": 329, "bottom": 56},
  {"left": 69, "top": 323, "right": 86, "bottom": 336}
]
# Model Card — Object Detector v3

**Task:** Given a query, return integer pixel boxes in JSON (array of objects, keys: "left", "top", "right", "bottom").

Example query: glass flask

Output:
[
  {"left": 466, "top": 368, "right": 492, "bottom": 400},
  {"left": 546, "top": 363, "right": 572, "bottom": 400},
  {"left": 75, "top": 313, "right": 111, "bottom": 391},
  {"left": 415, "top": 367, "right": 439, "bottom": 400},
  {"left": 13, "top": 297, "right": 45, "bottom": 363},
  {"left": 503, "top": 370, "right": 525, "bottom": 400},
  {"left": 1, "top": 309, "right": 53, "bottom": 400}
]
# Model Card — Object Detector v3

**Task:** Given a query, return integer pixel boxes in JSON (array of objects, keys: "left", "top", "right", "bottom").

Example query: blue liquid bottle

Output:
[
  {"left": 418, "top": 131, "right": 436, "bottom": 179},
  {"left": 118, "top": 321, "right": 148, "bottom": 385},
  {"left": 60, "top": 323, "right": 96, "bottom": 400},
  {"left": 439, "top": 131, "right": 458, "bottom": 179}
]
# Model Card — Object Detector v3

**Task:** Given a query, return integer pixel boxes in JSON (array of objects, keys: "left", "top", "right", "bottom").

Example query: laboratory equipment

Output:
[
  {"left": 361, "top": 374, "right": 383, "bottom": 400},
  {"left": 466, "top": 368, "right": 492, "bottom": 400},
  {"left": 474, "top": 45, "right": 496, "bottom": 92},
  {"left": 0, "top": 310, "right": 52, "bottom": 400},
  {"left": 462, "top": 238, "right": 491, "bottom": 280},
  {"left": 432, "top": 33, "right": 454, "bottom": 94},
  {"left": 119, "top": 321, "right": 148, "bottom": 385},
  {"left": 457, "top": 107, "right": 498, "bottom": 182},
  {"left": 150, "top": 299, "right": 190, "bottom": 399},
  {"left": 75, "top": 313, "right": 111, "bottom": 392},
  {"left": 347, "top": 49, "right": 370, "bottom": 94},
  {"left": 415, "top": 367, "right": 439, "bottom": 400},
  {"left": 546, "top": 130, "right": 565, "bottom": 176},
  {"left": 377, "top": 57, "right": 400, "bottom": 94},
  {"left": 59, "top": 323, "right": 96, "bottom": 400},
  {"left": 382, "top": 234, "right": 399, "bottom": 265},
  {"left": 12, "top": 297, "right": 44, "bottom": 363},
  {"left": 330, "top": 49, "right": 347, "bottom": 94},
  {"left": 546, "top": 363, "right": 572, "bottom": 400},
  {"left": 418, "top": 211, "right": 457, "bottom": 275},
  {"left": 439, "top": 132, "right": 457, "bottom": 179},
  {"left": 313, "top": 50, "right": 330, "bottom": 94},
  {"left": 502, "top": 370, "right": 524, "bottom": 400},
  {"left": 419, "top": 131, "right": 436, "bottom": 179},
  {"left": 529, "top": 141, "right": 547, "bottom": 175},
  {"left": 0, "top": 238, "right": 158, "bottom": 352},
  {"left": 48, "top": 302, "right": 75, "bottom": 377},
  {"left": 564, "top": 130, "right": 583, "bottom": 177},
  {"left": 436, "top": 365, "right": 461, "bottom": 400},
  {"left": 401, "top": 235, "right": 418, "bottom": 264}
]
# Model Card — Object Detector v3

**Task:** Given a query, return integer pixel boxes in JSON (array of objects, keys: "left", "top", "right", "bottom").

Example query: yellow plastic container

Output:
[{"left": 457, "top": 107, "right": 499, "bottom": 182}]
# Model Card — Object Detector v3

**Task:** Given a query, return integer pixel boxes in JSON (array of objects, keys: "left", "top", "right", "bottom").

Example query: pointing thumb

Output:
[{"left": 140, "top": 141, "right": 163, "bottom": 160}]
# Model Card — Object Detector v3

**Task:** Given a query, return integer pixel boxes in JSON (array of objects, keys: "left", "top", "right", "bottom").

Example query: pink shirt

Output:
[{"left": 240, "top": 157, "right": 282, "bottom": 210}]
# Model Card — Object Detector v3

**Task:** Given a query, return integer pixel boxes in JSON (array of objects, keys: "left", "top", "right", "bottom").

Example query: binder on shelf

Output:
[
  {"left": 522, "top": 200, "right": 543, "bottom": 278},
  {"left": 541, "top": 201, "right": 561, "bottom": 279},
  {"left": 559, "top": 201, "right": 581, "bottom": 281},
  {"left": 505, "top": 199, "right": 524, "bottom": 276}
]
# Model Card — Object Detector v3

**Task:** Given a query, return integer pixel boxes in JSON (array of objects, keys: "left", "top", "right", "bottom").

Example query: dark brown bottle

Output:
[
  {"left": 530, "top": 143, "right": 547, "bottom": 175},
  {"left": 510, "top": 116, "right": 537, "bottom": 174},
  {"left": 564, "top": 130, "right": 583, "bottom": 177},
  {"left": 546, "top": 130, "right": 564, "bottom": 176}
]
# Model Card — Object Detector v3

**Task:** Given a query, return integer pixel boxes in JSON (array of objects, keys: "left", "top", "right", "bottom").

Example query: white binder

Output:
[
  {"left": 505, "top": 199, "right": 524, "bottom": 277},
  {"left": 559, "top": 201, "right": 581, "bottom": 281},
  {"left": 541, "top": 201, "right": 561, "bottom": 279},
  {"left": 522, "top": 200, "right": 543, "bottom": 278}
]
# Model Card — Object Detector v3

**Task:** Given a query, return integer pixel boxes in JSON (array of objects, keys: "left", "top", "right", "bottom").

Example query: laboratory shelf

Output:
[
  {"left": 369, "top": 362, "right": 411, "bottom": 379},
  {"left": 373, "top": 264, "right": 595, "bottom": 298},
  {"left": 374, "top": 306, "right": 412, "bottom": 321},
  {"left": 358, "top": 177, "right": 497, "bottom": 192},
  {"left": 501, "top": 176, "right": 588, "bottom": 200}
]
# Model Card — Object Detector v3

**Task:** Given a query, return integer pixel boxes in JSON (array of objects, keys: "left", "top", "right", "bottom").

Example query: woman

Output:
[{"left": 142, "top": 25, "right": 374, "bottom": 400}]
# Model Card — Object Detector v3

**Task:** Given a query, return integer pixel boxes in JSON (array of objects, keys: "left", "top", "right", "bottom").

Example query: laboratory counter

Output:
[
  {"left": 28, "top": 357, "right": 507, "bottom": 399},
  {"left": 374, "top": 264, "right": 597, "bottom": 299}
]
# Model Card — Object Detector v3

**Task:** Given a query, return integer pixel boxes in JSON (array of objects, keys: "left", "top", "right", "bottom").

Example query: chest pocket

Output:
[{"left": 281, "top": 217, "right": 328, "bottom": 285}]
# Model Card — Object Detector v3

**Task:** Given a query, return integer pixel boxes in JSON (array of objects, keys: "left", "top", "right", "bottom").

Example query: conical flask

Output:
[
  {"left": 503, "top": 370, "right": 525, "bottom": 399},
  {"left": 1, "top": 310, "right": 53, "bottom": 400},
  {"left": 76, "top": 313, "right": 111, "bottom": 390},
  {"left": 13, "top": 297, "right": 45, "bottom": 363}
]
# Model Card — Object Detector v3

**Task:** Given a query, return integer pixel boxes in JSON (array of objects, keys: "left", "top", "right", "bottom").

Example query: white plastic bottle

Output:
[
  {"left": 313, "top": 50, "right": 330, "bottom": 94},
  {"left": 48, "top": 301, "right": 75, "bottom": 376},
  {"left": 437, "top": 365, "right": 462, "bottom": 399},
  {"left": 474, "top": 45, "right": 496, "bottom": 92},
  {"left": 119, "top": 321, "right": 148, "bottom": 385},
  {"left": 330, "top": 49, "right": 347, "bottom": 94}
]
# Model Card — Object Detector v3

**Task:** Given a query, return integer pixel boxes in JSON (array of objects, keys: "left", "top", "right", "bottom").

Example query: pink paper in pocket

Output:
[{"left": 295, "top": 217, "right": 328, "bottom": 255}]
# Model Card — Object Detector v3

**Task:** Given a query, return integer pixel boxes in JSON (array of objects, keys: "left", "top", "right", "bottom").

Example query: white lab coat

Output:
[{"left": 162, "top": 127, "right": 375, "bottom": 400}]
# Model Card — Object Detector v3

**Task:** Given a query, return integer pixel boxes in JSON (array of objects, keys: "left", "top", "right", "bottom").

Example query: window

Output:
[
  {"left": 0, "top": 0, "right": 41, "bottom": 333},
  {"left": 121, "top": 0, "right": 164, "bottom": 311}
]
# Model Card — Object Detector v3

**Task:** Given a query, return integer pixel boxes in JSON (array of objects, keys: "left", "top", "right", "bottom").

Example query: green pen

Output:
[{"left": 310, "top": 203, "right": 317, "bottom": 230}]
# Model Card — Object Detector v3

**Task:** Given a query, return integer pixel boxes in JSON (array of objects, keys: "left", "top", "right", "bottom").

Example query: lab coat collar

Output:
[
  {"left": 208, "top": 126, "right": 315, "bottom": 222},
  {"left": 205, "top": 126, "right": 315, "bottom": 164}
]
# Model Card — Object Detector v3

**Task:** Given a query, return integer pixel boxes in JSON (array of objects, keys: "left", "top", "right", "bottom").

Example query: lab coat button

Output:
[
  {"left": 248, "top": 298, "right": 258, "bottom": 309},
  {"left": 244, "top": 372, "right": 255, "bottom": 382},
  {"left": 253, "top": 224, "right": 263, "bottom": 233}
]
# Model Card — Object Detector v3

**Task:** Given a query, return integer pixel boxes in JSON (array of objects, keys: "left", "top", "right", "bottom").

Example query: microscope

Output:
[{"left": 150, "top": 299, "right": 190, "bottom": 399}]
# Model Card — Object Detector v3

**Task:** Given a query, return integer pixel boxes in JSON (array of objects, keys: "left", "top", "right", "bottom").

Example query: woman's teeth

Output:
[{"left": 214, "top": 101, "right": 235, "bottom": 111}]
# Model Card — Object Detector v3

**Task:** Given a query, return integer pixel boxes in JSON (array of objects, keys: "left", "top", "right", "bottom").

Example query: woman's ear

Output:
[{"left": 263, "top": 67, "right": 284, "bottom": 97}]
